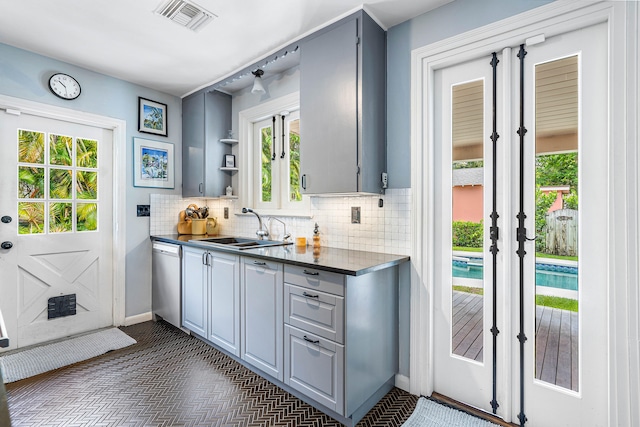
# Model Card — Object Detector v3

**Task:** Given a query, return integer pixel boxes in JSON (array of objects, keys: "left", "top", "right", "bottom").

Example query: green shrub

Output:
[{"left": 452, "top": 220, "right": 483, "bottom": 248}]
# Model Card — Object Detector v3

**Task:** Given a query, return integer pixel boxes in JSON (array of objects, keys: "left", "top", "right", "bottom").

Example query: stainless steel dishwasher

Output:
[{"left": 152, "top": 241, "right": 185, "bottom": 331}]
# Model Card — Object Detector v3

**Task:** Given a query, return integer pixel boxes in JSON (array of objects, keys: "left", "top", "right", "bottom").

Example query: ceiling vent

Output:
[{"left": 156, "top": 0, "right": 216, "bottom": 32}]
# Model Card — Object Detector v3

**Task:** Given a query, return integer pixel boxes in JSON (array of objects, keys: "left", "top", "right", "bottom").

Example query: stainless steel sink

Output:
[{"left": 189, "top": 236, "right": 292, "bottom": 250}]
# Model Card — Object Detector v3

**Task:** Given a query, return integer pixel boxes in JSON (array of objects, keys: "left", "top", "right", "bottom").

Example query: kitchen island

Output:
[{"left": 151, "top": 234, "right": 408, "bottom": 427}]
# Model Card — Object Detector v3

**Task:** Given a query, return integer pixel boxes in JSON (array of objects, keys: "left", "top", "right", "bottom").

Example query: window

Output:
[
  {"left": 239, "top": 92, "right": 309, "bottom": 215},
  {"left": 17, "top": 128, "right": 99, "bottom": 234},
  {"left": 253, "top": 111, "right": 302, "bottom": 210}
]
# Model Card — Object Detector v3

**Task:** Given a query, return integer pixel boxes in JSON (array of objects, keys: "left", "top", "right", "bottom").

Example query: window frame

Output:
[{"left": 238, "top": 92, "right": 311, "bottom": 217}]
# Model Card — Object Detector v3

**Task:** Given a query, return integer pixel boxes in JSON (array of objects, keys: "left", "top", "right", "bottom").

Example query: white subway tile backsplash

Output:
[{"left": 149, "top": 188, "right": 412, "bottom": 256}]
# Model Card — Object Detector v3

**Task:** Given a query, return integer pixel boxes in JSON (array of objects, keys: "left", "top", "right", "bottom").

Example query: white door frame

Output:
[
  {"left": 409, "top": 0, "right": 638, "bottom": 424},
  {"left": 0, "top": 94, "right": 127, "bottom": 327}
]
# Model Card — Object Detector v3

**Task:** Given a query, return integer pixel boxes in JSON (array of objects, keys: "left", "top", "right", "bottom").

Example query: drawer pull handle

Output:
[
  {"left": 253, "top": 261, "right": 267, "bottom": 266},
  {"left": 303, "top": 270, "right": 319, "bottom": 276},
  {"left": 303, "top": 335, "right": 320, "bottom": 344},
  {"left": 302, "top": 292, "right": 319, "bottom": 299}
]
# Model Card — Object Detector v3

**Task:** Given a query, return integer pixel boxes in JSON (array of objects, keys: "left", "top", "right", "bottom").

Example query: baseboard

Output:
[
  {"left": 395, "top": 374, "right": 410, "bottom": 392},
  {"left": 123, "top": 312, "right": 152, "bottom": 326}
]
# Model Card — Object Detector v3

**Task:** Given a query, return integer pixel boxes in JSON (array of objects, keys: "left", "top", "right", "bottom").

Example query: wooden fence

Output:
[{"left": 544, "top": 209, "right": 578, "bottom": 256}]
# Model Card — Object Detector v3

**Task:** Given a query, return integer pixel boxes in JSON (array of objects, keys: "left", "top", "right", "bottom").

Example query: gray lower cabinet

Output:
[
  {"left": 283, "top": 264, "right": 398, "bottom": 422},
  {"left": 207, "top": 251, "right": 241, "bottom": 356},
  {"left": 284, "top": 325, "right": 344, "bottom": 412},
  {"left": 182, "top": 246, "right": 208, "bottom": 337},
  {"left": 241, "top": 257, "right": 284, "bottom": 381},
  {"left": 182, "top": 246, "right": 241, "bottom": 357}
]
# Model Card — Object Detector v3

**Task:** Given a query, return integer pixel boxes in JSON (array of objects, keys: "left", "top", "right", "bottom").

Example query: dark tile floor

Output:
[{"left": 5, "top": 321, "right": 418, "bottom": 426}]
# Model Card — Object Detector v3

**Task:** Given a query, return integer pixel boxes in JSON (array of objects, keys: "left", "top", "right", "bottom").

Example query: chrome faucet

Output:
[
  {"left": 242, "top": 208, "right": 269, "bottom": 240},
  {"left": 269, "top": 217, "right": 291, "bottom": 243}
]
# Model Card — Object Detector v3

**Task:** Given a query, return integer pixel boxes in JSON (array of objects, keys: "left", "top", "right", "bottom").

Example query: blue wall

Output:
[
  {"left": 386, "top": 0, "right": 553, "bottom": 188},
  {"left": 0, "top": 42, "right": 183, "bottom": 318}
]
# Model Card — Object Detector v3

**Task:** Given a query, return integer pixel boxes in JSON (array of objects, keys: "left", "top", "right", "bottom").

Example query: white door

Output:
[
  {"left": 433, "top": 54, "right": 498, "bottom": 412},
  {"left": 432, "top": 22, "right": 608, "bottom": 426},
  {"left": 0, "top": 110, "right": 114, "bottom": 350}
]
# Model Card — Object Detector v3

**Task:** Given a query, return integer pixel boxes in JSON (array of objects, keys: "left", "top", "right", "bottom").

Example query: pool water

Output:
[{"left": 453, "top": 258, "right": 578, "bottom": 291}]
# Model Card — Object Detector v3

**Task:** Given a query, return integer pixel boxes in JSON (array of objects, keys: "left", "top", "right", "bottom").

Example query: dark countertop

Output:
[{"left": 152, "top": 234, "right": 409, "bottom": 276}]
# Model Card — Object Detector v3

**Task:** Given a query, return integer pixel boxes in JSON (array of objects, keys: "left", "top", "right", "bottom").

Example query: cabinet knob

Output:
[{"left": 1, "top": 241, "right": 13, "bottom": 250}]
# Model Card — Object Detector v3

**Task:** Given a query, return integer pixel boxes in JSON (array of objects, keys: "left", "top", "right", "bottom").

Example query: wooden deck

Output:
[{"left": 452, "top": 291, "right": 579, "bottom": 391}]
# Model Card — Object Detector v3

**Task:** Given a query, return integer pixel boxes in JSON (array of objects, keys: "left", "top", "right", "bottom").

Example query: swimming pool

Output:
[{"left": 453, "top": 257, "right": 578, "bottom": 291}]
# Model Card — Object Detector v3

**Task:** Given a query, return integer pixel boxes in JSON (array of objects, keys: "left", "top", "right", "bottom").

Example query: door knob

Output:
[
  {"left": 1, "top": 241, "right": 13, "bottom": 250},
  {"left": 1, "top": 216, "right": 11, "bottom": 223}
]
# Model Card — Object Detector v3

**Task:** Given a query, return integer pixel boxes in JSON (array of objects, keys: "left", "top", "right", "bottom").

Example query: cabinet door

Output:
[
  {"left": 284, "top": 325, "right": 344, "bottom": 414},
  {"left": 182, "top": 90, "right": 232, "bottom": 198},
  {"left": 182, "top": 246, "right": 207, "bottom": 337},
  {"left": 182, "top": 93, "right": 206, "bottom": 197},
  {"left": 241, "top": 258, "right": 283, "bottom": 381},
  {"left": 208, "top": 251, "right": 240, "bottom": 356},
  {"left": 300, "top": 18, "right": 358, "bottom": 194}
]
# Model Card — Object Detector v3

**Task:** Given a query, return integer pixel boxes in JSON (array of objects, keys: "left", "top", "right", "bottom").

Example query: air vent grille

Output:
[{"left": 156, "top": 0, "right": 216, "bottom": 32}]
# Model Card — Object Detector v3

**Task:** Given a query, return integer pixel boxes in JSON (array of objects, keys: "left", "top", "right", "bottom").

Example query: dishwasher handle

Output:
[{"left": 152, "top": 242, "right": 181, "bottom": 257}]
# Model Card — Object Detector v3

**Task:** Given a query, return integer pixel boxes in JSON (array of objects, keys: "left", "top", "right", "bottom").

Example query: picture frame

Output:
[
  {"left": 133, "top": 137, "right": 174, "bottom": 189},
  {"left": 138, "top": 97, "right": 168, "bottom": 136},
  {"left": 224, "top": 154, "right": 236, "bottom": 168}
]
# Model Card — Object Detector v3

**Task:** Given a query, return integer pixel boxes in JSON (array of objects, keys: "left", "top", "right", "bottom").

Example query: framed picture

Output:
[
  {"left": 138, "top": 97, "right": 168, "bottom": 136},
  {"left": 224, "top": 154, "right": 236, "bottom": 168},
  {"left": 133, "top": 137, "right": 174, "bottom": 189}
]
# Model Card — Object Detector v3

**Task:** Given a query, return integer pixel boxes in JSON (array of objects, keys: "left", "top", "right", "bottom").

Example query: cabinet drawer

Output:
[
  {"left": 285, "top": 284, "right": 344, "bottom": 344},
  {"left": 284, "top": 325, "right": 344, "bottom": 414},
  {"left": 284, "top": 265, "right": 344, "bottom": 296}
]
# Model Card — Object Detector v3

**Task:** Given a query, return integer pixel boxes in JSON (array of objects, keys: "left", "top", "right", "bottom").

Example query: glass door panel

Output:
[
  {"left": 451, "top": 79, "right": 485, "bottom": 361},
  {"left": 533, "top": 55, "right": 579, "bottom": 391}
]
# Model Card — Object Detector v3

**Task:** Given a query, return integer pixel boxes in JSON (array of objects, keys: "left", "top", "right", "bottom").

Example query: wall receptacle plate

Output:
[
  {"left": 351, "top": 206, "right": 361, "bottom": 224},
  {"left": 137, "top": 205, "right": 150, "bottom": 217},
  {"left": 224, "top": 207, "right": 229, "bottom": 219}
]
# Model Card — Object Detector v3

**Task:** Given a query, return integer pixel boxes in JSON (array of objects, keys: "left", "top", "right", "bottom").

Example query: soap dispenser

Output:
[{"left": 312, "top": 223, "right": 321, "bottom": 260}]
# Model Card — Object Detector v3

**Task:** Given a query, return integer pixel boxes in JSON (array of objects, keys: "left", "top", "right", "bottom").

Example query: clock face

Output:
[{"left": 48, "top": 73, "right": 81, "bottom": 100}]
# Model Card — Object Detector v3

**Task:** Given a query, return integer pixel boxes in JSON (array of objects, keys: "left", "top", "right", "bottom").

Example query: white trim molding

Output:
[
  {"left": 124, "top": 312, "right": 153, "bottom": 327},
  {"left": 0, "top": 94, "right": 128, "bottom": 328},
  {"left": 410, "top": 1, "right": 638, "bottom": 425}
]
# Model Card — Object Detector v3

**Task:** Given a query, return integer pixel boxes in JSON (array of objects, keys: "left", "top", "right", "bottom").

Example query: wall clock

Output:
[{"left": 48, "top": 73, "right": 81, "bottom": 100}]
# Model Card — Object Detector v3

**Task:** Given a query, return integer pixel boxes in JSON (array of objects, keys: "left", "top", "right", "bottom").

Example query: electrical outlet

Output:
[
  {"left": 224, "top": 207, "right": 229, "bottom": 219},
  {"left": 351, "top": 206, "right": 361, "bottom": 224},
  {"left": 136, "top": 205, "right": 150, "bottom": 217},
  {"left": 381, "top": 172, "right": 388, "bottom": 189}
]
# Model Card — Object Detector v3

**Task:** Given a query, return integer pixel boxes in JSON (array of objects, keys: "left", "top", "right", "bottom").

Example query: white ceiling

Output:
[{"left": 0, "top": 0, "right": 451, "bottom": 98}]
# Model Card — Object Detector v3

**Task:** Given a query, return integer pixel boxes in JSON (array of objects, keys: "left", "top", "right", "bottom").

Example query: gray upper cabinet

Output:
[
  {"left": 182, "top": 90, "right": 232, "bottom": 197},
  {"left": 300, "top": 11, "right": 386, "bottom": 195}
]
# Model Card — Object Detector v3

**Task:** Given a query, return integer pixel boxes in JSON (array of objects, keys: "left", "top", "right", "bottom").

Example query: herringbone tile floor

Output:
[{"left": 5, "top": 321, "right": 418, "bottom": 426}]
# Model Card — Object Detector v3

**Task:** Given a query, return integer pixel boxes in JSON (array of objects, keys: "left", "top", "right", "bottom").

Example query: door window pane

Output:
[
  {"left": 76, "top": 171, "right": 97, "bottom": 200},
  {"left": 50, "top": 169, "right": 73, "bottom": 199},
  {"left": 50, "top": 134, "right": 73, "bottom": 166},
  {"left": 18, "top": 166, "right": 45, "bottom": 199},
  {"left": 534, "top": 55, "right": 579, "bottom": 391},
  {"left": 451, "top": 79, "right": 485, "bottom": 361},
  {"left": 50, "top": 203, "right": 73, "bottom": 233},
  {"left": 76, "top": 138, "right": 98, "bottom": 168},
  {"left": 77, "top": 203, "right": 97, "bottom": 231},
  {"left": 18, "top": 202, "right": 44, "bottom": 234},
  {"left": 18, "top": 130, "right": 45, "bottom": 164}
]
